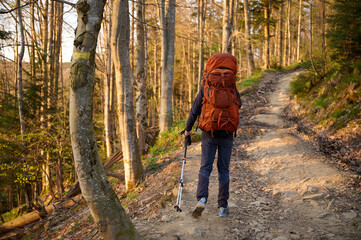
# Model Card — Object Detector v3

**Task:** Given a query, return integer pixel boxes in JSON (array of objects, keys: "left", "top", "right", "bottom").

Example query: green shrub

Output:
[
  {"left": 238, "top": 68, "right": 263, "bottom": 90},
  {"left": 1, "top": 205, "right": 24, "bottom": 223},
  {"left": 299, "top": 60, "right": 312, "bottom": 69},
  {"left": 290, "top": 74, "right": 310, "bottom": 95},
  {"left": 149, "top": 120, "right": 201, "bottom": 158},
  {"left": 311, "top": 95, "right": 333, "bottom": 109}
]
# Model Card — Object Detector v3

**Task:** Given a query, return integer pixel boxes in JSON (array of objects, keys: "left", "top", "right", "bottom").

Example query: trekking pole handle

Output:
[{"left": 180, "top": 130, "right": 192, "bottom": 147}]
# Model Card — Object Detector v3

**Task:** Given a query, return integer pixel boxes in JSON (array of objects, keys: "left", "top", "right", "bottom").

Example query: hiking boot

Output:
[
  {"left": 218, "top": 207, "right": 229, "bottom": 217},
  {"left": 192, "top": 197, "right": 206, "bottom": 218}
]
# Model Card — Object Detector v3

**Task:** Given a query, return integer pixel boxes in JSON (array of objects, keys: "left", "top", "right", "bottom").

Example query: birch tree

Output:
[
  {"left": 135, "top": 0, "right": 147, "bottom": 154},
  {"left": 159, "top": 0, "right": 176, "bottom": 132},
  {"left": 16, "top": 0, "right": 33, "bottom": 210},
  {"left": 69, "top": 0, "right": 142, "bottom": 238},
  {"left": 112, "top": 0, "right": 144, "bottom": 190},
  {"left": 103, "top": 2, "right": 115, "bottom": 159}
]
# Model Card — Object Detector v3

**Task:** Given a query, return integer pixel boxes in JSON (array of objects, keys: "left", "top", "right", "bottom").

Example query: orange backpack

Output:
[{"left": 198, "top": 68, "right": 240, "bottom": 134}]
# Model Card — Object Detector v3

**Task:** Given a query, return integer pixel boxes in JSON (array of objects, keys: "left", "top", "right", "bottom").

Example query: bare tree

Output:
[
  {"left": 321, "top": 0, "right": 326, "bottom": 72},
  {"left": 197, "top": 0, "right": 207, "bottom": 91},
  {"left": 112, "top": 0, "right": 144, "bottom": 190},
  {"left": 263, "top": 0, "right": 271, "bottom": 69},
  {"left": 16, "top": 0, "right": 32, "bottom": 210},
  {"left": 222, "top": 0, "right": 233, "bottom": 53},
  {"left": 278, "top": 0, "right": 284, "bottom": 66},
  {"left": 243, "top": 0, "right": 255, "bottom": 76},
  {"left": 159, "top": 0, "right": 176, "bottom": 132},
  {"left": 103, "top": 2, "right": 115, "bottom": 159},
  {"left": 309, "top": 0, "right": 320, "bottom": 78},
  {"left": 296, "top": 0, "right": 303, "bottom": 61},
  {"left": 69, "top": 0, "right": 142, "bottom": 238},
  {"left": 283, "top": 0, "right": 291, "bottom": 66},
  {"left": 135, "top": 0, "right": 147, "bottom": 154},
  {"left": 286, "top": 0, "right": 291, "bottom": 65}
]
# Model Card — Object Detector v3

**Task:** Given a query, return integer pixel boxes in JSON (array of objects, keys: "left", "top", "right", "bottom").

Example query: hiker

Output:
[{"left": 183, "top": 53, "right": 241, "bottom": 218}]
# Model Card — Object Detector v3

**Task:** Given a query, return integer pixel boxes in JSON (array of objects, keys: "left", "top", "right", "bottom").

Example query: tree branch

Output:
[
  {"left": 52, "top": 0, "right": 76, "bottom": 7},
  {"left": 0, "top": 1, "right": 34, "bottom": 14}
]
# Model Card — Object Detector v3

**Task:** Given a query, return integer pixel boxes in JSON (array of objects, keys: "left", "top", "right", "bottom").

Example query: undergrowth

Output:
[
  {"left": 290, "top": 60, "right": 361, "bottom": 131},
  {"left": 1, "top": 205, "right": 23, "bottom": 223},
  {"left": 238, "top": 61, "right": 311, "bottom": 91},
  {"left": 144, "top": 120, "right": 201, "bottom": 171},
  {"left": 237, "top": 67, "right": 264, "bottom": 90}
]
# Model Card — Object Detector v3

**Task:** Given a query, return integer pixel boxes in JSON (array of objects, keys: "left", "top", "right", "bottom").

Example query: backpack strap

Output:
[{"left": 205, "top": 73, "right": 211, "bottom": 104}]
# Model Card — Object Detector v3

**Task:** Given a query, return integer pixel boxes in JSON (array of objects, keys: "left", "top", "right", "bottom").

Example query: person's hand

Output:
[{"left": 183, "top": 130, "right": 192, "bottom": 138}]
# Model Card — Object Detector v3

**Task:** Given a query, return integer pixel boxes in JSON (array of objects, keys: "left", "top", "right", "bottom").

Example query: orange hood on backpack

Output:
[{"left": 203, "top": 53, "right": 237, "bottom": 79}]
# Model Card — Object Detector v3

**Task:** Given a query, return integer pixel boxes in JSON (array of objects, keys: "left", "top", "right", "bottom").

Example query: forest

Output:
[{"left": 0, "top": 0, "right": 360, "bottom": 239}]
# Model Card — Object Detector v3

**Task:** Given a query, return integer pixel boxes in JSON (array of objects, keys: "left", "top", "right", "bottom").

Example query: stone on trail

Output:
[
  {"left": 273, "top": 236, "right": 288, "bottom": 240},
  {"left": 188, "top": 226, "right": 202, "bottom": 237},
  {"left": 290, "top": 233, "right": 300, "bottom": 240},
  {"left": 228, "top": 202, "right": 238, "bottom": 208},
  {"left": 309, "top": 200, "right": 319, "bottom": 207},
  {"left": 161, "top": 215, "right": 171, "bottom": 222},
  {"left": 172, "top": 187, "right": 179, "bottom": 197},
  {"left": 302, "top": 193, "right": 326, "bottom": 200}
]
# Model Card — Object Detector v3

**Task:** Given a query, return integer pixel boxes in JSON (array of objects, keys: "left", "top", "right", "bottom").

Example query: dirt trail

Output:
[{"left": 138, "top": 71, "right": 361, "bottom": 240}]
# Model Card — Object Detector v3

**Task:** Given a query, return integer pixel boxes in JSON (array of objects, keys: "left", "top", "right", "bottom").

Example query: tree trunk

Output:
[
  {"left": 287, "top": 0, "right": 291, "bottom": 66},
  {"left": 30, "top": 3, "right": 37, "bottom": 81},
  {"left": 283, "top": 0, "right": 290, "bottom": 66},
  {"left": 187, "top": 34, "right": 193, "bottom": 108},
  {"left": 104, "top": 2, "right": 114, "bottom": 159},
  {"left": 232, "top": 0, "right": 239, "bottom": 58},
  {"left": 112, "top": 0, "right": 144, "bottom": 190},
  {"left": 16, "top": 0, "right": 32, "bottom": 211},
  {"left": 197, "top": 0, "right": 206, "bottom": 91},
  {"left": 243, "top": 0, "right": 255, "bottom": 76},
  {"left": 135, "top": 0, "right": 147, "bottom": 155},
  {"left": 159, "top": 0, "right": 176, "bottom": 132},
  {"left": 296, "top": 0, "right": 303, "bottom": 61},
  {"left": 16, "top": 0, "right": 25, "bottom": 147},
  {"left": 263, "top": 1, "right": 270, "bottom": 69},
  {"left": 40, "top": 0, "right": 51, "bottom": 193},
  {"left": 222, "top": 0, "right": 233, "bottom": 53},
  {"left": 321, "top": 0, "right": 326, "bottom": 72},
  {"left": 279, "top": 0, "right": 284, "bottom": 66},
  {"left": 56, "top": 157, "right": 64, "bottom": 197},
  {"left": 69, "top": 0, "right": 142, "bottom": 238},
  {"left": 309, "top": 0, "right": 319, "bottom": 78},
  {"left": 9, "top": 185, "right": 14, "bottom": 210}
]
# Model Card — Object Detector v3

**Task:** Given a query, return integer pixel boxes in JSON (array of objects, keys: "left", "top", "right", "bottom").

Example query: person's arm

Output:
[
  {"left": 185, "top": 85, "right": 204, "bottom": 133},
  {"left": 236, "top": 87, "right": 242, "bottom": 108}
]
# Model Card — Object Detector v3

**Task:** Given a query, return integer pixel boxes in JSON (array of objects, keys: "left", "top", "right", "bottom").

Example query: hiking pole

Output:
[{"left": 175, "top": 130, "right": 191, "bottom": 212}]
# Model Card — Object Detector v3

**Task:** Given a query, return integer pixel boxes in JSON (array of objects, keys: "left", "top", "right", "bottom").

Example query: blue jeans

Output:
[{"left": 196, "top": 131, "right": 233, "bottom": 208}]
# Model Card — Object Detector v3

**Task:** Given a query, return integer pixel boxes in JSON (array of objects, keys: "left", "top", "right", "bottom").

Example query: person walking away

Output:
[{"left": 183, "top": 53, "right": 241, "bottom": 218}]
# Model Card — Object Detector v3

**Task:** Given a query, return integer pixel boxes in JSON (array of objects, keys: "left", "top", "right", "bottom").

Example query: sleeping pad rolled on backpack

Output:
[{"left": 198, "top": 53, "right": 240, "bottom": 134}]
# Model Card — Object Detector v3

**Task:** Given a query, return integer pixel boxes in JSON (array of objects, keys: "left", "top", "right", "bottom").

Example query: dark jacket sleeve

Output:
[
  {"left": 185, "top": 85, "right": 204, "bottom": 131},
  {"left": 236, "top": 87, "right": 242, "bottom": 108}
]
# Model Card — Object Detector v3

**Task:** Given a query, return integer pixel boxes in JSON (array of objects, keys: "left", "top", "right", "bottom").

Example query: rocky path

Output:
[{"left": 138, "top": 71, "right": 361, "bottom": 239}]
